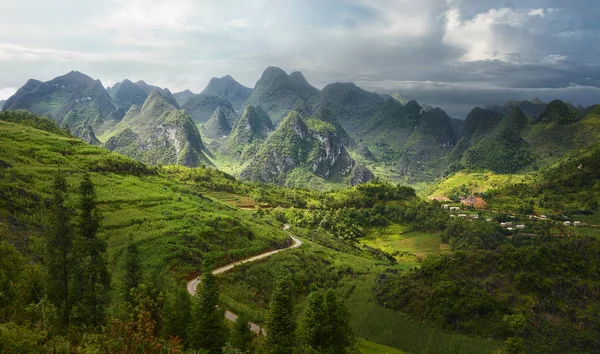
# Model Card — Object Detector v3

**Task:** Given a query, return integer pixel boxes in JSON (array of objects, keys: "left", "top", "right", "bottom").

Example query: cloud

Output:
[
  {"left": 0, "top": 87, "right": 17, "bottom": 100},
  {"left": 0, "top": 0, "right": 599, "bottom": 117}
]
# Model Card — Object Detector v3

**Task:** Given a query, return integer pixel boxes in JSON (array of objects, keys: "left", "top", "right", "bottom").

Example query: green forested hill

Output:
[
  {"left": 0, "top": 116, "right": 293, "bottom": 351},
  {"left": 103, "top": 91, "right": 211, "bottom": 167}
]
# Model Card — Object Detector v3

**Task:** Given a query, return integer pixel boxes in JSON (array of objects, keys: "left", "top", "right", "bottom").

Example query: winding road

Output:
[{"left": 186, "top": 225, "right": 302, "bottom": 334}]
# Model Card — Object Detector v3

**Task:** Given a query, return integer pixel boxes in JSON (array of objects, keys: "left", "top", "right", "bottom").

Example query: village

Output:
[{"left": 430, "top": 194, "right": 597, "bottom": 238}]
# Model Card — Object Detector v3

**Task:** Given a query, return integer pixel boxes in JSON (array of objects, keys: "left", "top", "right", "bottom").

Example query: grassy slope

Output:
[
  {"left": 361, "top": 224, "right": 448, "bottom": 260},
  {"left": 218, "top": 227, "right": 503, "bottom": 354},
  {"left": 0, "top": 120, "right": 289, "bottom": 304},
  {"left": 427, "top": 171, "right": 533, "bottom": 198}
]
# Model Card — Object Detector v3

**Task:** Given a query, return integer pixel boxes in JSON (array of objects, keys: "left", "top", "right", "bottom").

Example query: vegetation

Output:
[{"left": 376, "top": 237, "right": 600, "bottom": 353}]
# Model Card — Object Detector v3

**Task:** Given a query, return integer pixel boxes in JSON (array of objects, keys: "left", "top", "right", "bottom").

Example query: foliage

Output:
[
  {"left": 299, "top": 289, "right": 357, "bottom": 353},
  {"left": 376, "top": 237, "right": 600, "bottom": 353},
  {"left": 44, "top": 170, "right": 75, "bottom": 329},
  {"left": 0, "top": 110, "right": 71, "bottom": 137},
  {"left": 264, "top": 274, "right": 297, "bottom": 354},
  {"left": 188, "top": 268, "right": 228, "bottom": 353},
  {"left": 70, "top": 173, "right": 110, "bottom": 327},
  {"left": 229, "top": 315, "right": 254, "bottom": 353}
]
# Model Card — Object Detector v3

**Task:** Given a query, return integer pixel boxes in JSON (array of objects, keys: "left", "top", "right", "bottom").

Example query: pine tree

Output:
[
  {"left": 299, "top": 291, "right": 327, "bottom": 352},
  {"left": 162, "top": 285, "right": 192, "bottom": 342},
  {"left": 188, "top": 267, "right": 227, "bottom": 353},
  {"left": 299, "top": 289, "right": 356, "bottom": 354},
  {"left": 323, "top": 289, "right": 356, "bottom": 354},
  {"left": 264, "top": 274, "right": 296, "bottom": 354},
  {"left": 44, "top": 170, "right": 74, "bottom": 329},
  {"left": 123, "top": 235, "right": 142, "bottom": 303},
  {"left": 230, "top": 315, "right": 255, "bottom": 353},
  {"left": 71, "top": 173, "right": 110, "bottom": 326}
]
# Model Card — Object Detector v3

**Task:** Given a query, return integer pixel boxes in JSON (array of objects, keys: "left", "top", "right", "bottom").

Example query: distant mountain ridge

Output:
[
  {"left": 3, "top": 71, "right": 118, "bottom": 132},
  {"left": 3, "top": 68, "right": 599, "bottom": 188},
  {"left": 244, "top": 66, "right": 320, "bottom": 123},
  {"left": 201, "top": 75, "right": 252, "bottom": 111}
]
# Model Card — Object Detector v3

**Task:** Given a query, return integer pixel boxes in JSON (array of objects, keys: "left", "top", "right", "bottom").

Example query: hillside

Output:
[
  {"left": 3, "top": 71, "right": 119, "bottom": 136},
  {"left": 104, "top": 90, "right": 211, "bottom": 167},
  {"left": 0, "top": 115, "right": 297, "bottom": 351},
  {"left": 173, "top": 89, "right": 195, "bottom": 106},
  {"left": 244, "top": 67, "right": 320, "bottom": 123},
  {"left": 108, "top": 79, "right": 149, "bottom": 111},
  {"left": 201, "top": 75, "right": 253, "bottom": 111},
  {"left": 202, "top": 107, "right": 232, "bottom": 140},
  {"left": 220, "top": 105, "right": 274, "bottom": 158},
  {"left": 239, "top": 111, "right": 358, "bottom": 186},
  {"left": 182, "top": 93, "right": 237, "bottom": 125}
]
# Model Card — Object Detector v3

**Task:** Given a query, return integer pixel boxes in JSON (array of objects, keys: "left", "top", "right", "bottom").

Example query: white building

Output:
[
  {"left": 564, "top": 221, "right": 572, "bottom": 226},
  {"left": 458, "top": 214, "right": 467, "bottom": 218},
  {"left": 516, "top": 225, "right": 526, "bottom": 229},
  {"left": 574, "top": 221, "right": 581, "bottom": 227}
]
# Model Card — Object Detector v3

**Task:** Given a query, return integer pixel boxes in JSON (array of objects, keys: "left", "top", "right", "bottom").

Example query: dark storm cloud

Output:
[{"left": 0, "top": 0, "right": 598, "bottom": 117}]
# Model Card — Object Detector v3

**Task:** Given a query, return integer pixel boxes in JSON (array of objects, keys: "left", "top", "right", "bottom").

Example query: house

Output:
[
  {"left": 458, "top": 214, "right": 467, "bottom": 218},
  {"left": 442, "top": 205, "right": 449, "bottom": 209},
  {"left": 516, "top": 225, "right": 526, "bottom": 229},
  {"left": 540, "top": 215, "right": 548, "bottom": 220},
  {"left": 486, "top": 218, "right": 492, "bottom": 222},
  {"left": 500, "top": 223, "right": 507, "bottom": 227},
  {"left": 564, "top": 221, "right": 572, "bottom": 226},
  {"left": 505, "top": 222, "right": 513, "bottom": 226},
  {"left": 450, "top": 207, "right": 460, "bottom": 212},
  {"left": 470, "top": 214, "right": 480, "bottom": 219},
  {"left": 507, "top": 227, "right": 514, "bottom": 231},
  {"left": 574, "top": 221, "right": 581, "bottom": 227}
]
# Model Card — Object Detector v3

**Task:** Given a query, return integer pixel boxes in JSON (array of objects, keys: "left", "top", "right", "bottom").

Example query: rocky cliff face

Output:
[
  {"left": 349, "top": 164, "right": 375, "bottom": 186},
  {"left": 72, "top": 125, "right": 101, "bottom": 146},
  {"left": 240, "top": 111, "right": 357, "bottom": 185},
  {"left": 104, "top": 91, "right": 210, "bottom": 167}
]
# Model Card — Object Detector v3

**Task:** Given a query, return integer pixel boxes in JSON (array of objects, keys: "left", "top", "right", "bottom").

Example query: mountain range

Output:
[{"left": 3, "top": 67, "right": 598, "bottom": 188}]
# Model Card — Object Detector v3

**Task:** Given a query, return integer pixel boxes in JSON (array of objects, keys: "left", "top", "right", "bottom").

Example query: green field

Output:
[
  {"left": 359, "top": 339, "right": 406, "bottom": 354},
  {"left": 361, "top": 224, "right": 448, "bottom": 260}
]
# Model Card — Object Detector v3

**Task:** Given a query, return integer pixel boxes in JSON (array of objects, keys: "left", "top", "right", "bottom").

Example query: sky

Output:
[{"left": 0, "top": 0, "right": 599, "bottom": 117}]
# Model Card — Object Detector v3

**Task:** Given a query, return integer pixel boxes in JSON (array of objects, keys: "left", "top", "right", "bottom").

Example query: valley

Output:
[{"left": 1, "top": 69, "right": 600, "bottom": 354}]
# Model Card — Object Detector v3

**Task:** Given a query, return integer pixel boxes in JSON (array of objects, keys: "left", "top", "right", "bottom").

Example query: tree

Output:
[
  {"left": 264, "top": 274, "right": 296, "bottom": 354},
  {"left": 230, "top": 315, "right": 255, "bottom": 353},
  {"left": 162, "top": 285, "right": 192, "bottom": 343},
  {"left": 323, "top": 290, "right": 356, "bottom": 353},
  {"left": 44, "top": 170, "right": 75, "bottom": 329},
  {"left": 300, "top": 289, "right": 356, "bottom": 354},
  {"left": 123, "top": 236, "right": 142, "bottom": 303},
  {"left": 71, "top": 173, "right": 110, "bottom": 326},
  {"left": 299, "top": 291, "right": 327, "bottom": 352},
  {"left": 188, "top": 267, "right": 227, "bottom": 353}
]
